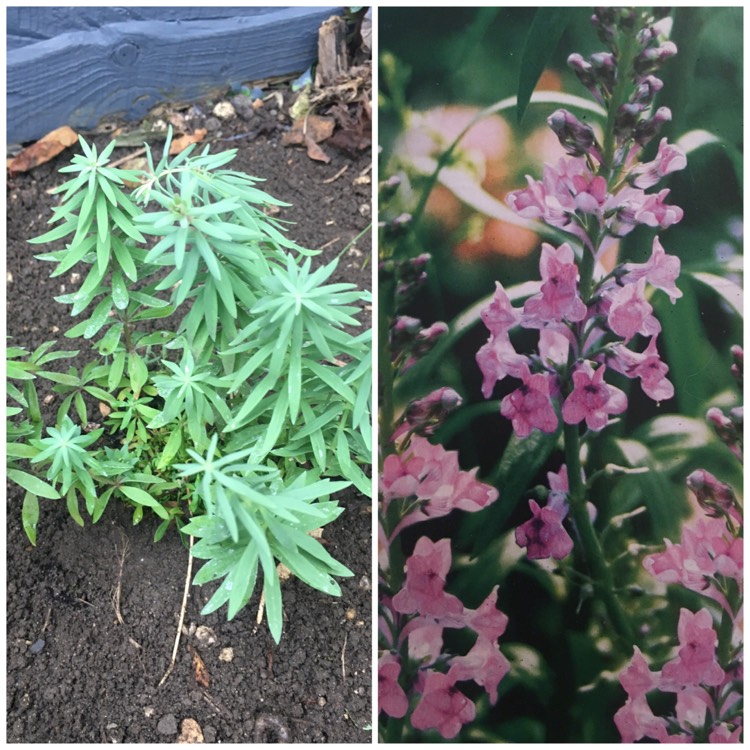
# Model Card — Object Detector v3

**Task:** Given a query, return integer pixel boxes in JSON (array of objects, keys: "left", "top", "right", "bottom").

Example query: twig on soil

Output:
[
  {"left": 322, "top": 164, "right": 348, "bottom": 184},
  {"left": 41, "top": 607, "right": 52, "bottom": 634},
  {"left": 75, "top": 597, "right": 96, "bottom": 608},
  {"left": 158, "top": 534, "right": 194, "bottom": 688},
  {"left": 341, "top": 631, "right": 349, "bottom": 680},
  {"left": 316, "top": 236, "right": 341, "bottom": 252},
  {"left": 108, "top": 146, "right": 147, "bottom": 169},
  {"left": 112, "top": 534, "right": 130, "bottom": 625}
]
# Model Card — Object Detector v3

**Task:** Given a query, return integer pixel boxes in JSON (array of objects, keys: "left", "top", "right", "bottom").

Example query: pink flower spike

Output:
[
  {"left": 410, "top": 670, "right": 476, "bottom": 739},
  {"left": 624, "top": 235, "right": 682, "bottom": 302},
  {"left": 481, "top": 281, "right": 521, "bottom": 337},
  {"left": 392, "top": 537, "right": 463, "bottom": 618},
  {"left": 448, "top": 636, "right": 510, "bottom": 704},
  {"left": 523, "top": 242, "right": 587, "bottom": 326},
  {"left": 607, "top": 278, "right": 662, "bottom": 343},
  {"left": 515, "top": 498, "right": 574, "bottom": 560},
  {"left": 661, "top": 608, "right": 725, "bottom": 689},
  {"left": 500, "top": 364, "right": 559, "bottom": 437},
  {"left": 378, "top": 653, "right": 409, "bottom": 718},
  {"left": 562, "top": 361, "right": 627, "bottom": 431}
]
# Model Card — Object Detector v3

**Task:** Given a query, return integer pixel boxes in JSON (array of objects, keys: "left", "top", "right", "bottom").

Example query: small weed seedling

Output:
[{"left": 8, "top": 131, "right": 372, "bottom": 642}]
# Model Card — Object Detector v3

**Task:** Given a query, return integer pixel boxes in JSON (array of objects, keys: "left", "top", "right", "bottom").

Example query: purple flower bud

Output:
[
  {"left": 632, "top": 75, "right": 664, "bottom": 105},
  {"left": 614, "top": 102, "right": 643, "bottom": 141},
  {"left": 686, "top": 469, "right": 739, "bottom": 521},
  {"left": 635, "top": 41, "right": 678, "bottom": 76},
  {"left": 393, "top": 315, "right": 422, "bottom": 335},
  {"left": 730, "top": 345, "right": 743, "bottom": 385},
  {"left": 405, "top": 387, "right": 463, "bottom": 436},
  {"left": 547, "top": 109, "right": 596, "bottom": 157},
  {"left": 417, "top": 321, "right": 449, "bottom": 342},
  {"left": 706, "top": 406, "right": 738, "bottom": 448}
]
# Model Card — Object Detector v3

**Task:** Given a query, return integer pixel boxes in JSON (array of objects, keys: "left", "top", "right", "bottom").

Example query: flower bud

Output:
[
  {"left": 634, "top": 41, "right": 678, "bottom": 76},
  {"left": 686, "top": 468, "right": 740, "bottom": 523},
  {"left": 633, "top": 106, "right": 671, "bottom": 147},
  {"left": 547, "top": 109, "right": 596, "bottom": 157},
  {"left": 405, "top": 387, "right": 463, "bottom": 435},
  {"left": 730, "top": 345, "right": 743, "bottom": 385}
]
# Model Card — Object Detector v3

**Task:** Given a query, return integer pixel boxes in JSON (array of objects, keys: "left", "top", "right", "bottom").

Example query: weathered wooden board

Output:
[{"left": 7, "top": 6, "right": 343, "bottom": 143}]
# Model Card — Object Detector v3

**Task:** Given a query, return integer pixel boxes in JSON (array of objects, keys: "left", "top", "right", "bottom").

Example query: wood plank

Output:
[{"left": 8, "top": 7, "right": 343, "bottom": 143}]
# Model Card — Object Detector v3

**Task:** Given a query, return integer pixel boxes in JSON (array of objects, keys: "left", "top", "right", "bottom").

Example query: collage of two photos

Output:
[{"left": 5, "top": 5, "right": 744, "bottom": 745}]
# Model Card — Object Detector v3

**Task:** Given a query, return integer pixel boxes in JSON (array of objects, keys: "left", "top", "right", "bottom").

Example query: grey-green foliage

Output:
[{"left": 11, "top": 130, "right": 372, "bottom": 641}]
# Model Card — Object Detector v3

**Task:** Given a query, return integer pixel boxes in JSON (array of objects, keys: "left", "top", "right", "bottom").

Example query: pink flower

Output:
[
  {"left": 481, "top": 281, "right": 521, "bottom": 337},
  {"left": 610, "top": 335, "right": 674, "bottom": 402},
  {"left": 661, "top": 608, "right": 725, "bottom": 689},
  {"left": 500, "top": 364, "right": 559, "bottom": 437},
  {"left": 462, "top": 585, "right": 509, "bottom": 642},
  {"left": 381, "top": 437, "right": 499, "bottom": 535},
  {"left": 614, "top": 694, "right": 669, "bottom": 743},
  {"left": 607, "top": 186, "right": 683, "bottom": 235},
  {"left": 620, "top": 646, "right": 661, "bottom": 699},
  {"left": 709, "top": 724, "right": 744, "bottom": 743},
  {"left": 522, "top": 242, "right": 588, "bottom": 326},
  {"left": 378, "top": 653, "right": 409, "bottom": 718},
  {"left": 515, "top": 498, "right": 574, "bottom": 560},
  {"left": 623, "top": 235, "right": 682, "bottom": 303},
  {"left": 405, "top": 620, "right": 445, "bottom": 664},
  {"left": 476, "top": 334, "right": 528, "bottom": 398},
  {"left": 631, "top": 138, "right": 687, "bottom": 189},
  {"left": 607, "top": 277, "right": 662, "bottom": 342},
  {"left": 392, "top": 537, "right": 463, "bottom": 617},
  {"left": 448, "top": 636, "right": 510, "bottom": 704},
  {"left": 675, "top": 686, "right": 712, "bottom": 731},
  {"left": 561, "top": 361, "right": 627, "bottom": 431},
  {"left": 410, "top": 670, "right": 476, "bottom": 739},
  {"left": 644, "top": 516, "right": 742, "bottom": 613}
]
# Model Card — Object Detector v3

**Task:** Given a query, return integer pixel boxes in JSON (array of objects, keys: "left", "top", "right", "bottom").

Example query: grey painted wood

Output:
[{"left": 7, "top": 6, "right": 343, "bottom": 143}]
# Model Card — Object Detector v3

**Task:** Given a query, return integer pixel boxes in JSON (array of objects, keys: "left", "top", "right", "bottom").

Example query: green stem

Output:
[
  {"left": 378, "top": 273, "right": 397, "bottom": 465},
  {"left": 383, "top": 715, "right": 404, "bottom": 743},
  {"left": 564, "top": 421, "right": 637, "bottom": 650},
  {"left": 601, "top": 24, "right": 639, "bottom": 172}
]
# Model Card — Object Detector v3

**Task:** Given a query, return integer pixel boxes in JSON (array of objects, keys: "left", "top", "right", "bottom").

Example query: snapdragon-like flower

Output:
[
  {"left": 500, "top": 363, "right": 559, "bottom": 437},
  {"left": 410, "top": 670, "right": 476, "bottom": 739},
  {"left": 515, "top": 498, "right": 574, "bottom": 560},
  {"left": 392, "top": 536, "right": 463, "bottom": 617},
  {"left": 378, "top": 653, "right": 409, "bottom": 718},
  {"left": 562, "top": 361, "right": 627, "bottom": 431}
]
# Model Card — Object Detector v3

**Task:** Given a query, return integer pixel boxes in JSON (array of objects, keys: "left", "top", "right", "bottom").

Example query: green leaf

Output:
[
  {"left": 516, "top": 8, "right": 571, "bottom": 123},
  {"left": 66, "top": 487, "right": 84, "bottom": 527},
  {"left": 128, "top": 352, "right": 149, "bottom": 397},
  {"left": 108, "top": 351, "right": 126, "bottom": 392},
  {"left": 461, "top": 427, "right": 560, "bottom": 554},
  {"left": 156, "top": 428, "right": 183, "bottom": 471},
  {"left": 119, "top": 485, "right": 170, "bottom": 520},
  {"left": 22, "top": 492, "right": 40, "bottom": 545},
  {"left": 111, "top": 270, "right": 130, "bottom": 310},
  {"left": 7, "top": 469, "right": 60, "bottom": 499}
]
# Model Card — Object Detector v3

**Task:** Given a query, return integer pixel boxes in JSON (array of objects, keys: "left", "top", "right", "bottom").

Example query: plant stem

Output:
[
  {"left": 378, "top": 272, "right": 397, "bottom": 465},
  {"left": 563, "top": 420, "right": 637, "bottom": 651}
]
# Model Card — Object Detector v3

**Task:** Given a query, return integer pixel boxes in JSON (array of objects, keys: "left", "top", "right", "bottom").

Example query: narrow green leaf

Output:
[
  {"left": 8, "top": 469, "right": 60, "bottom": 499},
  {"left": 119, "top": 485, "right": 170, "bottom": 520},
  {"left": 128, "top": 352, "right": 149, "bottom": 397},
  {"left": 517, "top": 8, "right": 570, "bottom": 123},
  {"left": 66, "top": 487, "right": 84, "bottom": 527},
  {"left": 22, "top": 492, "right": 40, "bottom": 545}
]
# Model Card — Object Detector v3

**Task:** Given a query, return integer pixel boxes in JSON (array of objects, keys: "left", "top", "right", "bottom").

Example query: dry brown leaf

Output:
[
  {"left": 294, "top": 115, "right": 335, "bottom": 143},
  {"left": 188, "top": 645, "right": 210, "bottom": 688},
  {"left": 9, "top": 125, "right": 78, "bottom": 173},
  {"left": 98, "top": 402, "right": 112, "bottom": 418},
  {"left": 304, "top": 135, "right": 331, "bottom": 164},
  {"left": 169, "top": 129, "right": 207, "bottom": 155}
]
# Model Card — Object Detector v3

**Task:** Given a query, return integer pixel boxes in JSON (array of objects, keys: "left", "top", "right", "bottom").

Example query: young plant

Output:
[{"left": 10, "top": 129, "right": 372, "bottom": 642}]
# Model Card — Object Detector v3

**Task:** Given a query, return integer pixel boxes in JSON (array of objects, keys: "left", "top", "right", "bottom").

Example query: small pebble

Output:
[
  {"left": 317, "top": 696, "right": 327, "bottom": 707},
  {"left": 219, "top": 647, "right": 234, "bottom": 662},
  {"left": 213, "top": 101, "right": 236, "bottom": 119},
  {"left": 157, "top": 714, "right": 178, "bottom": 735},
  {"left": 194, "top": 625, "right": 216, "bottom": 647},
  {"left": 144, "top": 706, "right": 155, "bottom": 718},
  {"left": 29, "top": 639, "right": 45, "bottom": 655},
  {"left": 204, "top": 117, "right": 221, "bottom": 132}
]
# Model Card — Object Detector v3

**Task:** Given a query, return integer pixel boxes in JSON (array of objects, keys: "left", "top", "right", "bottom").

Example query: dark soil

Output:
[{"left": 6, "top": 84, "right": 372, "bottom": 742}]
